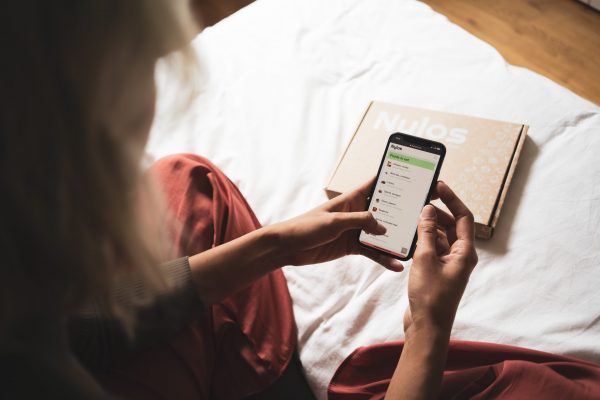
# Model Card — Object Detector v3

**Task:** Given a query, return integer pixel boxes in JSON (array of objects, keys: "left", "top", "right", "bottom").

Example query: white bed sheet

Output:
[{"left": 148, "top": 0, "right": 600, "bottom": 398}]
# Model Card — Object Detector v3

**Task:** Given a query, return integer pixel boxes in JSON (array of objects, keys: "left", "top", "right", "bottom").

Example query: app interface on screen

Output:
[{"left": 360, "top": 142, "right": 440, "bottom": 258}]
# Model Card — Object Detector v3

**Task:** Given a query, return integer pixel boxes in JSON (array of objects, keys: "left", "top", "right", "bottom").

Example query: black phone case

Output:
[{"left": 359, "top": 132, "right": 446, "bottom": 261}]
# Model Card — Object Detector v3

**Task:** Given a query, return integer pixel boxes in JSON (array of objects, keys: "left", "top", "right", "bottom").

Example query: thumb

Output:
[
  {"left": 333, "top": 211, "right": 386, "bottom": 235},
  {"left": 416, "top": 205, "right": 438, "bottom": 255}
]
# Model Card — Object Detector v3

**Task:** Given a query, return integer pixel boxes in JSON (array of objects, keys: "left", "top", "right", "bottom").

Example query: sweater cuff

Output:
[{"left": 162, "top": 256, "right": 194, "bottom": 291}]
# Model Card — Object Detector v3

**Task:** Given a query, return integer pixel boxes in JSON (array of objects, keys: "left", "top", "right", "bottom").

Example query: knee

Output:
[
  {"left": 151, "top": 153, "right": 220, "bottom": 177},
  {"left": 153, "top": 153, "right": 206, "bottom": 170},
  {"left": 150, "top": 154, "right": 233, "bottom": 196}
]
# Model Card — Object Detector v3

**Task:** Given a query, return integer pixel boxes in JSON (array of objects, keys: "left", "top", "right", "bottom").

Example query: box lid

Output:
[{"left": 327, "top": 101, "right": 527, "bottom": 238}]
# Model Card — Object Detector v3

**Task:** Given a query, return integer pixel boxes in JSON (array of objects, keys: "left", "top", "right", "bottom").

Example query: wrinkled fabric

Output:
[
  {"left": 98, "top": 154, "right": 296, "bottom": 400},
  {"left": 328, "top": 340, "right": 600, "bottom": 399}
]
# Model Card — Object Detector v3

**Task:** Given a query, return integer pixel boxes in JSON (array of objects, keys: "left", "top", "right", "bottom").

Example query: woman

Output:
[{"left": 0, "top": 0, "right": 478, "bottom": 398}]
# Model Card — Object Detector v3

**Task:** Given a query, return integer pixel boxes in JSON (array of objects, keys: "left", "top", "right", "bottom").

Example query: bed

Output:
[{"left": 147, "top": 0, "right": 600, "bottom": 398}]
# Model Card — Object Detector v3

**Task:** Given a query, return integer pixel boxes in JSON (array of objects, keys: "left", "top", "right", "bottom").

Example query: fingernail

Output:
[
  {"left": 421, "top": 205, "right": 435, "bottom": 218},
  {"left": 377, "top": 222, "right": 387, "bottom": 234}
]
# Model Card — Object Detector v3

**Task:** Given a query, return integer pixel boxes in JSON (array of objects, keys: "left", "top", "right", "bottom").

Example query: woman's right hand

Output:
[{"left": 403, "top": 181, "right": 478, "bottom": 336}]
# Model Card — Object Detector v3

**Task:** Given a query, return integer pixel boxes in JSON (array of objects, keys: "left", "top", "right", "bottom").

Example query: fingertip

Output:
[
  {"left": 391, "top": 261, "right": 405, "bottom": 272},
  {"left": 437, "top": 180, "right": 454, "bottom": 197},
  {"left": 394, "top": 262, "right": 404, "bottom": 272},
  {"left": 383, "top": 258, "right": 404, "bottom": 272},
  {"left": 364, "top": 211, "right": 386, "bottom": 235},
  {"left": 420, "top": 204, "right": 436, "bottom": 219},
  {"left": 361, "top": 248, "right": 404, "bottom": 272},
  {"left": 357, "top": 177, "right": 377, "bottom": 196}
]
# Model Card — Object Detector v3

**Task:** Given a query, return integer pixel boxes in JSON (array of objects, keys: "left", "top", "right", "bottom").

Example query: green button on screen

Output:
[{"left": 388, "top": 152, "right": 434, "bottom": 170}]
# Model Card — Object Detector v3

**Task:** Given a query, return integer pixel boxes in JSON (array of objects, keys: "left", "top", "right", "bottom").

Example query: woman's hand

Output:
[
  {"left": 189, "top": 178, "right": 402, "bottom": 304},
  {"left": 403, "top": 181, "right": 479, "bottom": 335},
  {"left": 385, "top": 182, "right": 478, "bottom": 400},
  {"left": 267, "top": 179, "right": 404, "bottom": 272}
]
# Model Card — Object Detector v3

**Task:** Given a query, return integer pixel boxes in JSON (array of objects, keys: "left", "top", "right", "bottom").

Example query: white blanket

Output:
[{"left": 148, "top": 0, "right": 600, "bottom": 397}]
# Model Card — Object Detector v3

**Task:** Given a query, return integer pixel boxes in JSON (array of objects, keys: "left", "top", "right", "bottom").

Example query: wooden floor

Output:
[{"left": 420, "top": 0, "right": 600, "bottom": 105}]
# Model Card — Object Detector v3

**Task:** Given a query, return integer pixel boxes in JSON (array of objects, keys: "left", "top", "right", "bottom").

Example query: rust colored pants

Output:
[
  {"left": 329, "top": 340, "right": 600, "bottom": 399},
  {"left": 99, "top": 154, "right": 297, "bottom": 399}
]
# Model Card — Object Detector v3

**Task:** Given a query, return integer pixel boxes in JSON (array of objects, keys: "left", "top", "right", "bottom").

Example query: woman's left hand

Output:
[{"left": 267, "top": 179, "right": 404, "bottom": 272}]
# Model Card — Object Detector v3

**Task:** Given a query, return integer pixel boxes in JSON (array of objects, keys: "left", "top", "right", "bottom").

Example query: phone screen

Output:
[{"left": 359, "top": 134, "right": 444, "bottom": 260}]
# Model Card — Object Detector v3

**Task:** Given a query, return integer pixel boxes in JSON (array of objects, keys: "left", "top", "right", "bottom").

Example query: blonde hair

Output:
[{"left": 0, "top": 0, "right": 198, "bottom": 332}]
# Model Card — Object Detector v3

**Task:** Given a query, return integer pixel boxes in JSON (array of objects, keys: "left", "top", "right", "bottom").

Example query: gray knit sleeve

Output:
[{"left": 68, "top": 257, "right": 204, "bottom": 372}]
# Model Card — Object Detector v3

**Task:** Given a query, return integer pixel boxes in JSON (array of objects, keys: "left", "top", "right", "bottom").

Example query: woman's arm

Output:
[
  {"left": 385, "top": 182, "right": 478, "bottom": 400},
  {"left": 189, "top": 179, "right": 403, "bottom": 305},
  {"left": 70, "top": 180, "right": 398, "bottom": 369},
  {"left": 386, "top": 324, "right": 450, "bottom": 400},
  {"left": 188, "top": 227, "right": 287, "bottom": 304}
]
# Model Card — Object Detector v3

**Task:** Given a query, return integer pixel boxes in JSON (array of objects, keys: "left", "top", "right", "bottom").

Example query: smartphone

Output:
[{"left": 359, "top": 132, "right": 446, "bottom": 261}]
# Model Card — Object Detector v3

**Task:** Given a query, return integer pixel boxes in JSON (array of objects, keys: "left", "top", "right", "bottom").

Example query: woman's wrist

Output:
[
  {"left": 259, "top": 222, "right": 306, "bottom": 267},
  {"left": 405, "top": 320, "right": 451, "bottom": 349},
  {"left": 188, "top": 226, "right": 288, "bottom": 304},
  {"left": 253, "top": 225, "right": 290, "bottom": 270},
  {"left": 385, "top": 315, "right": 451, "bottom": 400},
  {"left": 408, "top": 305, "right": 457, "bottom": 335}
]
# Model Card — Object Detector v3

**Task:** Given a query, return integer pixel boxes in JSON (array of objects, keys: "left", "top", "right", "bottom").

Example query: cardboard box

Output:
[{"left": 326, "top": 101, "right": 528, "bottom": 239}]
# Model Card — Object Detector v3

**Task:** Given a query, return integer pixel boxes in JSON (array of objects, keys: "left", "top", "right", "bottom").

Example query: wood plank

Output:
[{"left": 191, "top": 0, "right": 254, "bottom": 29}]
